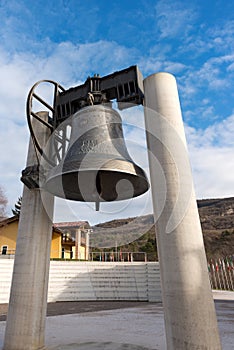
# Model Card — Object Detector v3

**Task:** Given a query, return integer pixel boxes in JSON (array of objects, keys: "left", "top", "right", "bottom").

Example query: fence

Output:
[
  {"left": 0, "top": 249, "right": 150, "bottom": 262},
  {"left": 1, "top": 251, "right": 234, "bottom": 291},
  {"left": 89, "top": 251, "right": 147, "bottom": 262},
  {"left": 208, "top": 256, "right": 234, "bottom": 291}
]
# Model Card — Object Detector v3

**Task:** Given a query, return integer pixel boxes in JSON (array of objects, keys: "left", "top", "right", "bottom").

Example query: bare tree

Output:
[{"left": 0, "top": 186, "right": 8, "bottom": 220}]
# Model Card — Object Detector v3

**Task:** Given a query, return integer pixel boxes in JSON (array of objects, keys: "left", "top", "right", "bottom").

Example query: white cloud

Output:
[
  {"left": 207, "top": 20, "right": 234, "bottom": 52},
  {"left": 178, "top": 19, "right": 234, "bottom": 57},
  {"left": 177, "top": 54, "right": 234, "bottom": 125},
  {"left": 139, "top": 57, "right": 187, "bottom": 76},
  {"left": 187, "top": 114, "right": 234, "bottom": 147},
  {"left": 155, "top": 0, "right": 197, "bottom": 39},
  {"left": 185, "top": 115, "right": 234, "bottom": 198},
  {"left": 196, "top": 55, "right": 234, "bottom": 90},
  {"left": 189, "top": 146, "right": 234, "bottom": 199},
  {"left": 0, "top": 120, "right": 28, "bottom": 211},
  {"left": 30, "top": 40, "right": 137, "bottom": 86}
]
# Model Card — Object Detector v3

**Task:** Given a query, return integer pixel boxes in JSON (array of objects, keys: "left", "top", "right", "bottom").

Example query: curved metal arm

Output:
[{"left": 26, "top": 79, "right": 65, "bottom": 165}]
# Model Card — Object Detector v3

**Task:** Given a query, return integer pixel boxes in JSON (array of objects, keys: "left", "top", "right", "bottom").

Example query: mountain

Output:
[
  {"left": 90, "top": 197, "right": 234, "bottom": 260},
  {"left": 198, "top": 197, "right": 234, "bottom": 259}
]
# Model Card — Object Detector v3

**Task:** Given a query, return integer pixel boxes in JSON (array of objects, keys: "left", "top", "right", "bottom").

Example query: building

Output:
[
  {"left": 0, "top": 216, "right": 90, "bottom": 260},
  {"left": 54, "top": 221, "right": 90, "bottom": 260},
  {"left": 0, "top": 216, "right": 62, "bottom": 259}
]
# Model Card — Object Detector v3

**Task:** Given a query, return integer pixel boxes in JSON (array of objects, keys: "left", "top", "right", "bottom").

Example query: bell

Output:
[{"left": 44, "top": 105, "right": 149, "bottom": 205}]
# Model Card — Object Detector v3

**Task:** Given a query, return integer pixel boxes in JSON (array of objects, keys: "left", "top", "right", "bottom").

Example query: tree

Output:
[
  {"left": 12, "top": 196, "right": 22, "bottom": 217},
  {"left": 0, "top": 187, "right": 8, "bottom": 220}
]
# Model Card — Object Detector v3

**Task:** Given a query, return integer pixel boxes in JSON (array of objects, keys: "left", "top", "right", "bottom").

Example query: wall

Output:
[
  {"left": 76, "top": 245, "right": 86, "bottom": 260},
  {"left": 0, "top": 260, "right": 161, "bottom": 303},
  {"left": 0, "top": 219, "right": 62, "bottom": 259},
  {"left": 0, "top": 259, "right": 14, "bottom": 303},
  {"left": 50, "top": 232, "right": 62, "bottom": 259},
  {"left": 0, "top": 221, "right": 18, "bottom": 254}
]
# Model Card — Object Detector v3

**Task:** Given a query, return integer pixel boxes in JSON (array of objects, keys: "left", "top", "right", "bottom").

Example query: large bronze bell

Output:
[{"left": 44, "top": 105, "right": 149, "bottom": 205}]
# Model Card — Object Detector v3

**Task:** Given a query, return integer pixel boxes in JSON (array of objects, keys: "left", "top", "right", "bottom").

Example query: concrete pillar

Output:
[
  {"left": 3, "top": 112, "right": 54, "bottom": 350},
  {"left": 75, "top": 229, "right": 81, "bottom": 260},
  {"left": 85, "top": 230, "right": 90, "bottom": 261},
  {"left": 143, "top": 73, "right": 221, "bottom": 349}
]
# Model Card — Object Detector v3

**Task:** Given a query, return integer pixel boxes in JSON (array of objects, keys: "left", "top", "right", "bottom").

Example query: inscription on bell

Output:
[{"left": 79, "top": 140, "right": 98, "bottom": 154}]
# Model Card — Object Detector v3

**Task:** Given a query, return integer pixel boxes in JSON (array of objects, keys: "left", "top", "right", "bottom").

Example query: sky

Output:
[{"left": 0, "top": 0, "right": 234, "bottom": 226}]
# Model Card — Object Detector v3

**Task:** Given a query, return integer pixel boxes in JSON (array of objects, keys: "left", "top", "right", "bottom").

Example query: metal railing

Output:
[
  {"left": 208, "top": 256, "right": 234, "bottom": 291},
  {"left": 0, "top": 249, "right": 147, "bottom": 262},
  {"left": 1, "top": 249, "right": 233, "bottom": 291},
  {"left": 0, "top": 249, "right": 16, "bottom": 257},
  {"left": 89, "top": 251, "right": 147, "bottom": 262}
]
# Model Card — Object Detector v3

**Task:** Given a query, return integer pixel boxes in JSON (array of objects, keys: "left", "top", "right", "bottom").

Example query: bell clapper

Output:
[{"left": 95, "top": 201, "right": 100, "bottom": 211}]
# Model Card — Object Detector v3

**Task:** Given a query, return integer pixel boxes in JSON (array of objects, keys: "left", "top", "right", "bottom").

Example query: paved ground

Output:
[
  {"left": 0, "top": 301, "right": 149, "bottom": 322},
  {"left": 0, "top": 292, "right": 233, "bottom": 349}
]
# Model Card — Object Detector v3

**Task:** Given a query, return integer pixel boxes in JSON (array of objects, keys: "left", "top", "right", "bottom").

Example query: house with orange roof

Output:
[{"left": 0, "top": 216, "right": 90, "bottom": 260}]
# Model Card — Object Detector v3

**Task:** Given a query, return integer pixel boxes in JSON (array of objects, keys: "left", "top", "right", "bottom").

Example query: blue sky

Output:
[{"left": 0, "top": 0, "right": 234, "bottom": 225}]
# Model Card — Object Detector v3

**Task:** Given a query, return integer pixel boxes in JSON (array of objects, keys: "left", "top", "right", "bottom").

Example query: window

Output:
[{"left": 1, "top": 246, "right": 7, "bottom": 255}]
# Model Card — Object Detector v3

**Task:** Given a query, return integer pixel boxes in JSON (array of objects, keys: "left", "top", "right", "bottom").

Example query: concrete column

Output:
[
  {"left": 3, "top": 112, "right": 54, "bottom": 350},
  {"left": 143, "top": 73, "right": 221, "bottom": 349},
  {"left": 75, "top": 229, "right": 81, "bottom": 260},
  {"left": 85, "top": 230, "right": 90, "bottom": 261}
]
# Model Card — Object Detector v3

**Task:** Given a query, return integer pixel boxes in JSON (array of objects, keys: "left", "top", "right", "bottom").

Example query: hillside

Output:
[
  {"left": 90, "top": 197, "right": 234, "bottom": 260},
  {"left": 198, "top": 197, "right": 234, "bottom": 258}
]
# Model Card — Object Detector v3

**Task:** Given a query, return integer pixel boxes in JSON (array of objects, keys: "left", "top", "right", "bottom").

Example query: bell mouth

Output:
[{"left": 44, "top": 159, "right": 149, "bottom": 202}]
